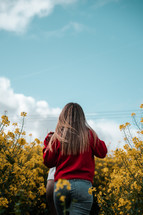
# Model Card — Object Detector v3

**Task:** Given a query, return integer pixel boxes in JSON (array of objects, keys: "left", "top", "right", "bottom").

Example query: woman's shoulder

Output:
[
  {"left": 88, "top": 129, "right": 96, "bottom": 144},
  {"left": 88, "top": 129, "right": 96, "bottom": 139}
]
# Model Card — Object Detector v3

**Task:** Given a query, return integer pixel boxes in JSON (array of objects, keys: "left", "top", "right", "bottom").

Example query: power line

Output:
[{"left": 0, "top": 109, "right": 141, "bottom": 121}]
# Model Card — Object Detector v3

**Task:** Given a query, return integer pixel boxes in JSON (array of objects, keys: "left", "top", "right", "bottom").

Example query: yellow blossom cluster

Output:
[
  {"left": 0, "top": 106, "right": 143, "bottom": 215},
  {"left": 21, "top": 112, "right": 27, "bottom": 117},
  {"left": 91, "top": 106, "right": 143, "bottom": 215},
  {"left": 55, "top": 179, "right": 71, "bottom": 192},
  {"left": 1, "top": 115, "right": 10, "bottom": 127},
  {"left": 60, "top": 195, "right": 66, "bottom": 202},
  {"left": 0, "top": 113, "right": 48, "bottom": 214},
  {"left": 119, "top": 122, "right": 131, "bottom": 130},
  {"left": 88, "top": 186, "right": 97, "bottom": 195}
]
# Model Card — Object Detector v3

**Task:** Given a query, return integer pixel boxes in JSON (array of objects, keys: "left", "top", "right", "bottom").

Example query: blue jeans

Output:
[{"left": 54, "top": 179, "right": 93, "bottom": 215}]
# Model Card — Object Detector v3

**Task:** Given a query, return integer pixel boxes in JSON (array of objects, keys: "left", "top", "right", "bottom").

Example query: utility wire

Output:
[{"left": 0, "top": 109, "right": 141, "bottom": 121}]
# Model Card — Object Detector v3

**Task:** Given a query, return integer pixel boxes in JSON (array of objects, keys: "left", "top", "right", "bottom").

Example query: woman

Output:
[{"left": 43, "top": 103, "right": 107, "bottom": 215}]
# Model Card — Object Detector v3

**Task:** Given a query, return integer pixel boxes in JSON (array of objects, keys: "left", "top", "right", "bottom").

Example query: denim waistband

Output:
[{"left": 68, "top": 179, "right": 92, "bottom": 183}]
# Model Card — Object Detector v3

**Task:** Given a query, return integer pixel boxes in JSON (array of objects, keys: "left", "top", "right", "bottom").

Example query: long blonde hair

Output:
[{"left": 49, "top": 103, "right": 97, "bottom": 155}]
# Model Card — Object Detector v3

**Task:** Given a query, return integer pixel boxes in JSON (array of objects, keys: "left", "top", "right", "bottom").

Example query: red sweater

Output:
[{"left": 43, "top": 131, "right": 107, "bottom": 183}]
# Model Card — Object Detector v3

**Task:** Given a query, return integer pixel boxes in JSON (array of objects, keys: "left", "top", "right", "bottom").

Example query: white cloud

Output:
[
  {"left": 0, "top": 77, "right": 61, "bottom": 140},
  {"left": 44, "top": 22, "right": 89, "bottom": 37},
  {"left": 88, "top": 119, "right": 124, "bottom": 153},
  {"left": 62, "top": 22, "right": 85, "bottom": 33},
  {"left": 0, "top": 76, "right": 128, "bottom": 151},
  {"left": 0, "top": 0, "right": 77, "bottom": 33}
]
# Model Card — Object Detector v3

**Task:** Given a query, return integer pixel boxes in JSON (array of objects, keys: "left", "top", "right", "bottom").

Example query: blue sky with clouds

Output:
[{"left": 0, "top": 0, "right": 143, "bottom": 148}]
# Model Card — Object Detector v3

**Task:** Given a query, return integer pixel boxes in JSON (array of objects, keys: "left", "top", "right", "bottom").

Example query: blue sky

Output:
[{"left": 0, "top": 0, "right": 142, "bottom": 147}]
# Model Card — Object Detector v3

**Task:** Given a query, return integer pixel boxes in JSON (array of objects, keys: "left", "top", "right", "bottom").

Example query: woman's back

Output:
[{"left": 43, "top": 130, "right": 107, "bottom": 183}]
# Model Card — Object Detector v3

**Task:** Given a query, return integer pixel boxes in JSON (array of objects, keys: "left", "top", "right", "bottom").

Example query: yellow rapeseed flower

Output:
[
  {"left": 88, "top": 187, "right": 93, "bottom": 195},
  {"left": 0, "top": 197, "right": 9, "bottom": 208},
  {"left": 131, "top": 113, "right": 136, "bottom": 116},
  {"left": 60, "top": 195, "right": 66, "bottom": 202},
  {"left": 22, "top": 131, "right": 26, "bottom": 135},
  {"left": 88, "top": 187, "right": 97, "bottom": 195},
  {"left": 12, "top": 122, "right": 18, "bottom": 126},
  {"left": 102, "top": 167, "right": 109, "bottom": 173},
  {"left": 125, "top": 122, "right": 130, "bottom": 127},
  {"left": 123, "top": 144, "right": 129, "bottom": 150},
  {"left": 7, "top": 131, "right": 15, "bottom": 139},
  {"left": 38, "top": 185, "right": 46, "bottom": 196},
  {"left": 118, "top": 198, "right": 125, "bottom": 207},
  {"left": 40, "top": 203, "right": 46, "bottom": 209},
  {"left": 18, "top": 138, "right": 26, "bottom": 145},
  {"left": 119, "top": 124, "right": 125, "bottom": 130},
  {"left": 34, "top": 138, "right": 41, "bottom": 144},
  {"left": 15, "top": 128, "right": 20, "bottom": 134},
  {"left": 21, "top": 112, "right": 27, "bottom": 117},
  {"left": 1, "top": 115, "right": 10, "bottom": 126}
]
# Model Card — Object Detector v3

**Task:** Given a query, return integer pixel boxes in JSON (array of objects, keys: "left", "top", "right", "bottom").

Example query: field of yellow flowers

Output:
[{"left": 0, "top": 106, "right": 143, "bottom": 215}]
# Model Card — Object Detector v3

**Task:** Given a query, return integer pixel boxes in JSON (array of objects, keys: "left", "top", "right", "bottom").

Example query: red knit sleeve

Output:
[
  {"left": 43, "top": 132, "right": 54, "bottom": 154},
  {"left": 89, "top": 130, "right": 107, "bottom": 158},
  {"left": 43, "top": 133, "right": 59, "bottom": 168}
]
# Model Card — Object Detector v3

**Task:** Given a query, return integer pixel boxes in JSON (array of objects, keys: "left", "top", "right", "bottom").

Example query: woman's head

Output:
[
  {"left": 58, "top": 102, "right": 86, "bottom": 131},
  {"left": 49, "top": 103, "right": 96, "bottom": 155}
]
